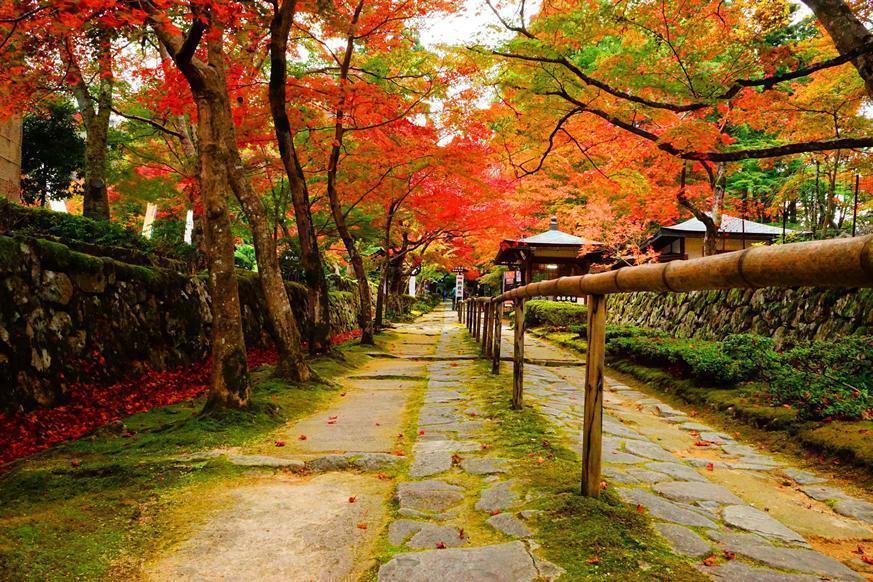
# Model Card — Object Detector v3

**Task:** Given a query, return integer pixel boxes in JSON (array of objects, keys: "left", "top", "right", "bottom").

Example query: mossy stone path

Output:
[{"left": 497, "top": 326, "right": 872, "bottom": 580}]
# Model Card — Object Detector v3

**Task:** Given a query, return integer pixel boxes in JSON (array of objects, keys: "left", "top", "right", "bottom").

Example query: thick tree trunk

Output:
[
  {"left": 197, "top": 97, "right": 251, "bottom": 410},
  {"left": 221, "top": 120, "right": 311, "bottom": 383},
  {"left": 65, "top": 30, "right": 112, "bottom": 221},
  {"left": 374, "top": 206, "right": 396, "bottom": 330},
  {"left": 801, "top": 0, "right": 873, "bottom": 99},
  {"left": 147, "top": 11, "right": 252, "bottom": 409},
  {"left": 268, "top": 0, "right": 332, "bottom": 354},
  {"left": 677, "top": 162, "right": 722, "bottom": 256}
]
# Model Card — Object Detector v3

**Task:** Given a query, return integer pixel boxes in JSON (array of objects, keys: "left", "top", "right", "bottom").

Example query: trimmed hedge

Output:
[
  {"left": 606, "top": 329, "right": 873, "bottom": 421},
  {"left": 524, "top": 300, "right": 588, "bottom": 328}
]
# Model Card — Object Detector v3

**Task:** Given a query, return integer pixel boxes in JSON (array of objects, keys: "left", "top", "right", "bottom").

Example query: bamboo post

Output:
[
  {"left": 467, "top": 301, "right": 473, "bottom": 332},
  {"left": 581, "top": 293, "right": 606, "bottom": 498},
  {"left": 492, "top": 301, "right": 502, "bottom": 374},
  {"left": 511, "top": 298, "right": 525, "bottom": 410},
  {"left": 483, "top": 301, "right": 492, "bottom": 356}
]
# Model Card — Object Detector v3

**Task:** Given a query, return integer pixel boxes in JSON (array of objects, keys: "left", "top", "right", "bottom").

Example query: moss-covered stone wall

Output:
[
  {"left": 607, "top": 286, "right": 873, "bottom": 347},
  {"left": 0, "top": 235, "right": 359, "bottom": 411}
]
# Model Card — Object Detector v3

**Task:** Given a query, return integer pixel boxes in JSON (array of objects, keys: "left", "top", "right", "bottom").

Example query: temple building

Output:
[
  {"left": 643, "top": 214, "right": 793, "bottom": 261},
  {"left": 494, "top": 217, "right": 605, "bottom": 294}
]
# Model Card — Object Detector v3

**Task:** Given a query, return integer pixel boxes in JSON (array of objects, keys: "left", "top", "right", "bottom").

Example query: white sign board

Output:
[
  {"left": 455, "top": 273, "right": 464, "bottom": 298},
  {"left": 408, "top": 275, "right": 416, "bottom": 296}
]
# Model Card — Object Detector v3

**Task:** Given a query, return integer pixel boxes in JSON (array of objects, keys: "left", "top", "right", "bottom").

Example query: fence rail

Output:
[{"left": 458, "top": 234, "right": 873, "bottom": 497}]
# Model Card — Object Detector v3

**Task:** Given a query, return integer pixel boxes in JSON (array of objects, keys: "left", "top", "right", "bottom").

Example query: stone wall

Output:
[
  {"left": 0, "top": 235, "right": 360, "bottom": 412},
  {"left": 607, "top": 286, "right": 873, "bottom": 347},
  {"left": 0, "top": 115, "right": 22, "bottom": 202}
]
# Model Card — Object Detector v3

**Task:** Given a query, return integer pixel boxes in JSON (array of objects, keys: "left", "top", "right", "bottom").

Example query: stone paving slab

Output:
[{"left": 378, "top": 541, "right": 560, "bottom": 582}]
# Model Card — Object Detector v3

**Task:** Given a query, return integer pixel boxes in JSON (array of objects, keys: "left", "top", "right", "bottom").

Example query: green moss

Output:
[
  {"left": 31, "top": 237, "right": 104, "bottom": 273},
  {"left": 462, "top": 359, "right": 704, "bottom": 580},
  {"left": 0, "top": 235, "right": 20, "bottom": 270},
  {"left": 798, "top": 421, "right": 873, "bottom": 468}
]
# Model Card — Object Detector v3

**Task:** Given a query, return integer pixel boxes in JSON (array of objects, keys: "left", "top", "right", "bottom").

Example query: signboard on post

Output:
[{"left": 452, "top": 267, "right": 465, "bottom": 301}]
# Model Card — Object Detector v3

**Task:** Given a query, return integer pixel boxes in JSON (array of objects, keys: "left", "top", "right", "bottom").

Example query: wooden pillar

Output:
[
  {"left": 511, "top": 298, "right": 525, "bottom": 410},
  {"left": 483, "top": 302, "right": 492, "bottom": 356},
  {"left": 458, "top": 300, "right": 463, "bottom": 323},
  {"left": 581, "top": 294, "right": 606, "bottom": 498},
  {"left": 467, "top": 301, "right": 473, "bottom": 332},
  {"left": 491, "top": 301, "right": 502, "bottom": 374}
]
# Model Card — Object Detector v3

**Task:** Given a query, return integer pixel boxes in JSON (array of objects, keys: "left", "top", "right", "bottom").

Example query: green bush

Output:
[
  {"left": 766, "top": 337, "right": 873, "bottom": 421},
  {"left": 524, "top": 300, "right": 588, "bottom": 328}
]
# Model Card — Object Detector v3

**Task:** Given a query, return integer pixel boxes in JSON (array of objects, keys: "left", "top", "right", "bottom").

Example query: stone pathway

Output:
[
  {"left": 378, "top": 306, "right": 563, "bottom": 581},
  {"left": 144, "top": 304, "right": 872, "bottom": 581},
  {"left": 501, "top": 328, "right": 873, "bottom": 581}
]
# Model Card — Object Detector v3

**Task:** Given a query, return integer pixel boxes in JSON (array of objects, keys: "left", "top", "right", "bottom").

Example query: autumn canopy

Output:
[{"left": 0, "top": 0, "right": 870, "bottom": 406}]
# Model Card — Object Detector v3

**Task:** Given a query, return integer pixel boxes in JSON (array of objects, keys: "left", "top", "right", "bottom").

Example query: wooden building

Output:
[
  {"left": 644, "top": 214, "right": 793, "bottom": 261},
  {"left": 494, "top": 217, "right": 604, "bottom": 292}
]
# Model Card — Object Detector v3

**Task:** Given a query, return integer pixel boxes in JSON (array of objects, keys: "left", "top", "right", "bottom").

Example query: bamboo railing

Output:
[{"left": 458, "top": 234, "right": 873, "bottom": 498}]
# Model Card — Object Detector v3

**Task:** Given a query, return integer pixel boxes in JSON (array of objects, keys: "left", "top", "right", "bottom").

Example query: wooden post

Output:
[
  {"left": 491, "top": 301, "right": 502, "bottom": 374},
  {"left": 458, "top": 300, "right": 463, "bottom": 323},
  {"left": 483, "top": 302, "right": 492, "bottom": 356},
  {"left": 467, "top": 301, "right": 473, "bottom": 332},
  {"left": 581, "top": 293, "right": 606, "bottom": 498},
  {"left": 511, "top": 298, "right": 525, "bottom": 410}
]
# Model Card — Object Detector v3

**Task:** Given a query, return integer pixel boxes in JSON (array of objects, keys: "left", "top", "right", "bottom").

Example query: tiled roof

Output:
[{"left": 664, "top": 213, "right": 794, "bottom": 235}]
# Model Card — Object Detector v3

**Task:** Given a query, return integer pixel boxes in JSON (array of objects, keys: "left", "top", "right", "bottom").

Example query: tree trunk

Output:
[
  {"left": 325, "top": 0, "right": 375, "bottom": 345},
  {"left": 677, "top": 162, "right": 721, "bottom": 256},
  {"left": 147, "top": 9, "right": 251, "bottom": 409},
  {"left": 268, "top": 0, "right": 332, "bottom": 354},
  {"left": 801, "top": 0, "right": 873, "bottom": 99},
  {"left": 197, "top": 96, "right": 251, "bottom": 410},
  {"left": 65, "top": 30, "right": 112, "bottom": 220},
  {"left": 374, "top": 206, "right": 396, "bottom": 330},
  {"left": 221, "top": 119, "right": 311, "bottom": 383}
]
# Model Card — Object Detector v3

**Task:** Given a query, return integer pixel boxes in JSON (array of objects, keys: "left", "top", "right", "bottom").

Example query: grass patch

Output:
[
  {"left": 464, "top": 357, "right": 704, "bottom": 580},
  {"left": 0, "top": 342, "right": 374, "bottom": 581}
]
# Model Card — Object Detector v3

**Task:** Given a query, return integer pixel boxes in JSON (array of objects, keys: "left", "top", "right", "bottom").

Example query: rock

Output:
[
  {"left": 654, "top": 523, "right": 711, "bottom": 557},
  {"left": 653, "top": 482, "right": 743, "bottom": 505},
  {"left": 679, "top": 422, "right": 713, "bottom": 432},
  {"left": 653, "top": 403, "right": 686, "bottom": 418},
  {"left": 721, "top": 444, "right": 760, "bottom": 457},
  {"left": 721, "top": 505, "right": 806, "bottom": 544},
  {"left": 487, "top": 513, "right": 532, "bottom": 538},
  {"left": 519, "top": 509, "right": 542, "bottom": 520},
  {"left": 617, "top": 488, "right": 718, "bottom": 528},
  {"left": 626, "top": 468, "right": 672, "bottom": 484},
  {"left": 833, "top": 499, "right": 873, "bottom": 524},
  {"left": 40, "top": 271, "right": 74, "bottom": 305},
  {"left": 602, "top": 419, "right": 643, "bottom": 439},
  {"left": 397, "top": 480, "right": 465, "bottom": 514},
  {"left": 798, "top": 485, "right": 849, "bottom": 503},
  {"left": 459, "top": 457, "right": 508, "bottom": 475},
  {"left": 377, "top": 541, "right": 560, "bottom": 582},
  {"left": 73, "top": 270, "right": 106, "bottom": 294},
  {"left": 704, "top": 560, "right": 825, "bottom": 581},
  {"left": 603, "top": 466, "right": 639, "bottom": 484},
  {"left": 621, "top": 439, "right": 677, "bottom": 462},
  {"left": 476, "top": 480, "right": 518, "bottom": 513},
  {"left": 603, "top": 450, "right": 648, "bottom": 464},
  {"left": 409, "top": 440, "right": 478, "bottom": 477},
  {"left": 779, "top": 468, "right": 825, "bottom": 486},
  {"left": 306, "top": 453, "right": 402, "bottom": 472},
  {"left": 226, "top": 455, "right": 305, "bottom": 469},
  {"left": 699, "top": 432, "right": 733, "bottom": 445},
  {"left": 407, "top": 523, "right": 466, "bottom": 549},
  {"left": 388, "top": 519, "right": 425, "bottom": 545},
  {"left": 645, "top": 462, "right": 706, "bottom": 482},
  {"left": 720, "top": 533, "right": 862, "bottom": 580}
]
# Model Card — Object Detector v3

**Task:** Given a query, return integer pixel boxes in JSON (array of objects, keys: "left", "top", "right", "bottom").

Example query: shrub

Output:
[
  {"left": 766, "top": 337, "right": 873, "bottom": 421},
  {"left": 524, "top": 300, "right": 588, "bottom": 328}
]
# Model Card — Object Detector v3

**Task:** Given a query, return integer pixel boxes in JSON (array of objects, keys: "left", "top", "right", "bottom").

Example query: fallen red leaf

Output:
[
  {"left": 586, "top": 557, "right": 600, "bottom": 565},
  {"left": 275, "top": 441, "right": 285, "bottom": 447},
  {"left": 436, "top": 542, "right": 447, "bottom": 549},
  {"left": 298, "top": 434, "right": 308, "bottom": 441},
  {"left": 70, "top": 458, "right": 81, "bottom": 467},
  {"left": 852, "top": 545, "right": 865, "bottom": 555},
  {"left": 702, "top": 555, "right": 717, "bottom": 567},
  {"left": 706, "top": 463, "right": 714, "bottom": 471},
  {"left": 722, "top": 550, "right": 736, "bottom": 560},
  {"left": 490, "top": 509, "right": 501, "bottom": 516},
  {"left": 349, "top": 496, "right": 357, "bottom": 503},
  {"left": 636, "top": 504, "right": 645, "bottom": 513},
  {"left": 418, "top": 430, "right": 425, "bottom": 436},
  {"left": 357, "top": 523, "right": 368, "bottom": 530},
  {"left": 694, "top": 440, "right": 713, "bottom": 447},
  {"left": 862, "top": 555, "right": 873, "bottom": 565}
]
